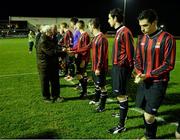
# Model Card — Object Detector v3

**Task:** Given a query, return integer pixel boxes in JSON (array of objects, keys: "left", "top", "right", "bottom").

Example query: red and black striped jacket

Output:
[
  {"left": 91, "top": 32, "right": 108, "bottom": 72},
  {"left": 134, "top": 29, "right": 176, "bottom": 82},
  {"left": 71, "top": 32, "right": 90, "bottom": 63},
  {"left": 74, "top": 32, "right": 108, "bottom": 72},
  {"left": 112, "top": 26, "right": 134, "bottom": 69},
  {"left": 59, "top": 30, "right": 73, "bottom": 48}
]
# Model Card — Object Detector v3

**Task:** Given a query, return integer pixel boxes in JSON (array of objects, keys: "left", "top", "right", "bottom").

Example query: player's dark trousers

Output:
[{"left": 112, "top": 65, "right": 132, "bottom": 96}]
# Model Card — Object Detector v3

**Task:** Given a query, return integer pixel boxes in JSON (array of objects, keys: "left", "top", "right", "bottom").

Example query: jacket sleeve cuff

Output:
[{"left": 146, "top": 72, "right": 151, "bottom": 78}]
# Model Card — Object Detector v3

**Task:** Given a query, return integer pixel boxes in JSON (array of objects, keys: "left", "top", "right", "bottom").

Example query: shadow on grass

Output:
[
  {"left": 60, "top": 84, "right": 76, "bottom": 88},
  {"left": 167, "top": 82, "right": 179, "bottom": 88},
  {"left": 63, "top": 94, "right": 94, "bottom": 101},
  {"left": 158, "top": 132, "right": 175, "bottom": 139},
  {"left": 127, "top": 124, "right": 145, "bottom": 131},
  {"left": 163, "top": 92, "right": 180, "bottom": 105},
  {"left": 158, "top": 108, "right": 180, "bottom": 123},
  {"left": 157, "top": 93, "right": 180, "bottom": 123},
  {"left": 17, "top": 129, "right": 60, "bottom": 139}
]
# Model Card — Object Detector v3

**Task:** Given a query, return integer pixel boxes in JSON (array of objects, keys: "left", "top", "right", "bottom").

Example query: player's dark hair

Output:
[
  {"left": 77, "top": 20, "right": 85, "bottom": 29},
  {"left": 109, "top": 8, "right": 124, "bottom": 23},
  {"left": 138, "top": 9, "right": 158, "bottom": 24},
  {"left": 89, "top": 18, "right": 100, "bottom": 29},
  {"left": 70, "top": 17, "right": 79, "bottom": 24},
  {"left": 60, "top": 22, "right": 68, "bottom": 28}
]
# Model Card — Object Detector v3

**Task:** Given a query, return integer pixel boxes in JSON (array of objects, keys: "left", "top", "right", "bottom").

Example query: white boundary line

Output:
[
  {"left": 0, "top": 72, "right": 38, "bottom": 78},
  {"left": 130, "top": 108, "right": 178, "bottom": 126},
  {"left": 68, "top": 80, "right": 76, "bottom": 85},
  {"left": 130, "top": 108, "right": 166, "bottom": 122},
  {"left": 0, "top": 60, "right": 180, "bottom": 78}
]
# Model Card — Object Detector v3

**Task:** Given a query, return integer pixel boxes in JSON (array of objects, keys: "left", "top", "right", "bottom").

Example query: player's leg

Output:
[
  {"left": 141, "top": 81, "right": 168, "bottom": 139},
  {"left": 108, "top": 66, "right": 128, "bottom": 134}
]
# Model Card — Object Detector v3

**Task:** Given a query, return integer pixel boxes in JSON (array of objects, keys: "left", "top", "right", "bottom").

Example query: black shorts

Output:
[
  {"left": 76, "top": 59, "right": 87, "bottom": 75},
  {"left": 92, "top": 71, "right": 106, "bottom": 87},
  {"left": 112, "top": 65, "right": 132, "bottom": 96},
  {"left": 136, "top": 81, "right": 168, "bottom": 115}
]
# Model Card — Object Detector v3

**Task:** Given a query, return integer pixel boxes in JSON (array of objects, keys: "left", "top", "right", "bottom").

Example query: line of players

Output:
[
  {"left": 35, "top": 8, "right": 178, "bottom": 139},
  {"left": 53, "top": 17, "right": 109, "bottom": 113}
]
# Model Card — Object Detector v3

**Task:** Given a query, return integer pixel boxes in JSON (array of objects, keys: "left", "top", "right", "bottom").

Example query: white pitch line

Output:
[
  {"left": 87, "top": 94, "right": 178, "bottom": 126},
  {"left": 109, "top": 103, "right": 178, "bottom": 126},
  {"left": 0, "top": 72, "right": 38, "bottom": 78},
  {"left": 68, "top": 80, "right": 76, "bottom": 85},
  {"left": 170, "top": 122, "right": 179, "bottom": 126},
  {"left": 130, "top": 107, "right": 178, "bottom": 126},
  {"left": 130, "top": 108, "right": 165, "bottom": 122},
  {"left": 0, "top": 60, "right": 180, "bottom": 77}
]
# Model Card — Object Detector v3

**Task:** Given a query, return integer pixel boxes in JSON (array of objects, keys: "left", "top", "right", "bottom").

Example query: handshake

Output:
[{"left": 134, "top": 73, "right": 146, "bottom": 84}]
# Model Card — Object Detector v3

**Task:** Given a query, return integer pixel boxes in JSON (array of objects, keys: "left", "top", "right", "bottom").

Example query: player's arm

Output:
[
  {"left": 96, "top": 38, "right": 107, "bottom": 72},
  {"left": 146, "top": 36, "right": 176, "bottom": 78},
  {"left": 76, "top": 44, "right": 91, "bottom": 53},
  {"left": 134, "top": 37, "right": 143, "bottom": 75},
  {"left": 125, "top": 32, "right": 135, "bottom": 69}
]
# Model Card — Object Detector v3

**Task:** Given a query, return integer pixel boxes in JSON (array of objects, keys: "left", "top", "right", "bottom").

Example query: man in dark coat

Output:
[{"left": 36, "top": 25, "right": 63, "bottom": 103}]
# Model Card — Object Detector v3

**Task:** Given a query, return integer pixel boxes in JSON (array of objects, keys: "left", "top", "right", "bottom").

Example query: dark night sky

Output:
[{"left": 0, "top": 0, "right": 180, "bottom": 36}]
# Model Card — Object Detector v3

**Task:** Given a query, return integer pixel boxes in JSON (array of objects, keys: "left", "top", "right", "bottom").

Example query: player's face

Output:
[
  {"left": 88, "top": 23, "right": 93, "bottom": 33},
  {"left": 108, "top": 14, "right": 115, "bottom": 28},
  {"left": 51, "top": 25, "right": 57, "bottom": 34},
  {"left": 139, "top": 19, "right": 156, "bottom": 35},
  {"left": 69, "top": 22, "right": 74, "bottom": 29},
  {"left": 60, "top": 25, "right": 65, "bottom": 32},
  {"left": 76, "top": 23, "right": 80, "bottom": 30}
]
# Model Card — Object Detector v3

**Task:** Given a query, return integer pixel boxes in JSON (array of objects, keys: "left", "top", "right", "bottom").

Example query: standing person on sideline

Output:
[
  {"left": 28, "top": 30, "right": 35, "bottom": 54},
  {"left": 134, "top": 9, "right": 176, "bottom": 139},
  {"left": 36, "top": 25, "right": 63, "bottom": 103},
  {"left": 107, "top": 8, "right": 135, "bottom": 134},
  {"left": 70, "top": 18, "right": 108, "bottom": 112}
]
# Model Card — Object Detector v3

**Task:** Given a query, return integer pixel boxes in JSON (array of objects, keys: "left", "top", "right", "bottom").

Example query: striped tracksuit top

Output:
[
  {"left": 74, "top": 32, "right": 108, "bottom": 72},
  {"left": 91, "top": 32, "right": 108, "bottom": 72},
  {"left": 71, "top": 32, "right": 90, "bottom": 63},
  {"left": 59, "top": 30, "right": 73, "bottom": 48},
  {"left": 112, "top": 25, "right": 134, "bottom": 69},
  {"left": 134, "top": 29, "right": 176, "bottom": 82}
]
